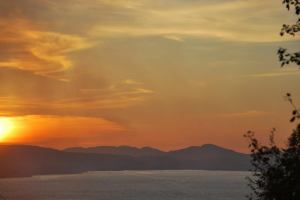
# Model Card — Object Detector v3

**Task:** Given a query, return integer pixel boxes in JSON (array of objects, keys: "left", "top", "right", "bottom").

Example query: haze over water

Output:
[{"left": 0, "top": 170, "right": 250, "bottom": 200}]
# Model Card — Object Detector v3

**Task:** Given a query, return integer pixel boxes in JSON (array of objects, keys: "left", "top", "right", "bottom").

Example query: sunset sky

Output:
[{"left": 0, "top": 0, "right": 299, "bottom": 152}]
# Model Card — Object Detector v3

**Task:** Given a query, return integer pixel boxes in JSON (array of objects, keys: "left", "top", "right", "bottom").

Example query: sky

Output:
[{"left": 0, "top": 0, "right": 299, "bottom": 152}]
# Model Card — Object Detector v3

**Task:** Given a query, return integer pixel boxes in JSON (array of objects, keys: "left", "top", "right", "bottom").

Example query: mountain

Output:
[
  {"left": 65, "top": 144, "right": 250, "bottom": 170},
  {"left": 0, "top": 144, "right": 144, "bottom": 178},
  {"left": 168, "top": 144, "right": 250, "bottom": 171},
  {"left": 64, "top": 146, "right": 165, "bottom": 157},
  {"left": 0, "top": 144, "right": 250, "bottom": 178}
]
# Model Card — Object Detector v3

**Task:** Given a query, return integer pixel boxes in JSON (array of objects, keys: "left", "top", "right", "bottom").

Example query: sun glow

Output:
[{"left": 0, "top": 118, "right": 14, "bottom": 141}]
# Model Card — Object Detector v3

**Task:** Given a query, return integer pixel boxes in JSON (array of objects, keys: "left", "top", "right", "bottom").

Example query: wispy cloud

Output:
[
  {"left": 0, "top": 18, "right": 93, "bottom": 79},
  {"left": 219, "top": 110, "right": 268, "bottom": 118},
  {"left": 0, "top": 0, "right": 156, "bottom": 120},
  {"left": 87, "top": 0, "right": 291, "bottom": 42},
  {"left": 0, "top": 71, "right": 154, "bottom": 117},
  {"left": 250, "top": 69, "right": 300, "bottom": 78}
]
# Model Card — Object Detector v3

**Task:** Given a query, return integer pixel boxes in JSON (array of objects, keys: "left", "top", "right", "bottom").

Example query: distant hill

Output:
[
  {"left": 65, "top": 144, "right": 250, "bottom": 171},
  {"left": 168, "top": 144, "right": 250, "bottom": 171},
  {"left": 65, "top": 146, "right": 165, "bottom": 157},
  {"left": 0, "top": 144, "right": 143, "bottom": 178},
  {"left": 0, "top": 144, "right": 250, "bottom": 178}
]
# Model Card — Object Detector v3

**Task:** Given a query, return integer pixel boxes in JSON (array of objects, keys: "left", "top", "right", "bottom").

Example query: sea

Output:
[{"left": 0, "top": 170, "right": 250, "bottom": 200}]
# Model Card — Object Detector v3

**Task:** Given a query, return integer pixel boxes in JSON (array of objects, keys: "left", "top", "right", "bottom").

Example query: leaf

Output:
[
  {"left": 290, "top": 116, "right": 296, "bottom": 122},
  {"left": 293, "top": 110, "right": 297, "bottom": 115}
]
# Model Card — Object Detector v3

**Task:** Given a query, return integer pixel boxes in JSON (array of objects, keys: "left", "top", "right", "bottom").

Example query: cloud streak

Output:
[
  {"left": 0, "top": 0, "right": 154, "bottom": 120},
  {"left": 0, "top": 18, "right": 93, "bottom": 79},
  {"left": 0, "top": 68, "right": 154, "bottom": 117},
  {"left": 249, "top": 67, "right": 300, "bottom": 78},
  {"left": 219, "top": 110, "right": 269, "bottom": 118},
  {"left": 87, "top": 0, "right": 292, "bottom": 42}
]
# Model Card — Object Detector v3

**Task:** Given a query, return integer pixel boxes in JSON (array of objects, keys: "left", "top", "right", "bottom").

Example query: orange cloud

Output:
[
  {"left": 0, "top": 18, "right": 93, "bottom": 80},
  {"left": 0, "top": 70, "right": 154, "bottom": 117}
]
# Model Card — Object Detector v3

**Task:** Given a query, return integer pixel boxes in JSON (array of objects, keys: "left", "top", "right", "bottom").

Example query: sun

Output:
[{"left": 0, "top": 118, "right": 14, "bottom": 141}]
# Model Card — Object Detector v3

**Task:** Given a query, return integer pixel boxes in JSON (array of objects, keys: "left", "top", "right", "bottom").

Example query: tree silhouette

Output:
[
  {"left": 245, "top": 1, "right": 300, "bottom": 199},
  {"left": 245, "top": 93, "right": 300, "bottom": 200},
  {"left": 278, "top": 0, "right": 300, "bottom": 67}
]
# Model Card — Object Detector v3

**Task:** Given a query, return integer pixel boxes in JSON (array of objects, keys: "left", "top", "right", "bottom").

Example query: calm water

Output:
[{"left": 0, "top": 170, "right": 250, "bottom": 200}]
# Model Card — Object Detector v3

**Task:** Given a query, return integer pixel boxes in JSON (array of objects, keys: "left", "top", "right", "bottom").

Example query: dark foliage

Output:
[
  {"left": 278, "top": 0, "right": 300, "bottom": 67},
  {"left": 278, "top": 48, "right": 300, "bottom": 67},
  {"left": 281, "top": 0, "right": 300, "bottom": 15},
  {"left": 285, "top": 93, "right": 300, "bottom": 122},
  {"left": 245, "top": 94, "right": 300, "bottom": 200},
  {"left": 246, "top": 2, "right": 300, "bottom": 197},
  {"left": 280, "top": 19, "right": 300, "bottom": 36}
]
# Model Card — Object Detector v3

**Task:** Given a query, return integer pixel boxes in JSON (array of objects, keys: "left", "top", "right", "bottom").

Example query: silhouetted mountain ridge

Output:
[
  {"left": 0, "top": 144, "right": 250, "bottom": 178},
  {"left": 65, "top": 145, "right": 164, "bottom": 157},
  {"left": 169, "top": 144, "right": 245, "bottom": 157}
]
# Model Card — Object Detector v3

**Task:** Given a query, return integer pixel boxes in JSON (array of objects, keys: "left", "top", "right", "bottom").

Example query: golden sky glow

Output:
[
  {"left": 0, "top": 117, "right": 14, "bottom": 141},
  {"left": 0, "top": 0, "right": 299, "bottom": 152}
]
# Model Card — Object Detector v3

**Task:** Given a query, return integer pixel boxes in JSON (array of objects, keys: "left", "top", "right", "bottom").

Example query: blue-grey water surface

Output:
[{"left": 0, "top": 170, "right": 250, "bottom": 200}]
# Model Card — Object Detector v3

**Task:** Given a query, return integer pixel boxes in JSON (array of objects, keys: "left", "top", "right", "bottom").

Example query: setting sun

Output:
[{"left": 0, "top": 118, "right": 14, "bottom": 141}]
